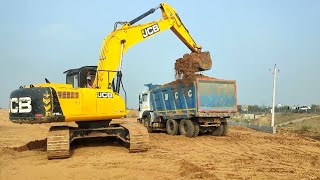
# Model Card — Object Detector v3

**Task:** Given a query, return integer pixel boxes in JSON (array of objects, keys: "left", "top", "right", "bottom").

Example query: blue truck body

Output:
[
  {"left": 138, "top": 76, "right": 237, "bottom": 137},
  {"left": 146, "top": 77, "right": 237, "bottom": 120}
]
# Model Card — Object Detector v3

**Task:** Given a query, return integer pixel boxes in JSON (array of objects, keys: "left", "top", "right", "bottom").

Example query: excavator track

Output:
[
  {"left": 120, "top": 122, "right": 149, "bottom": 152},
  {"left": 47, "top": 126, "right": 70, "bottom": 160},
  {"left": 46, "top": 123, "right": 148, "bottom": 159}
]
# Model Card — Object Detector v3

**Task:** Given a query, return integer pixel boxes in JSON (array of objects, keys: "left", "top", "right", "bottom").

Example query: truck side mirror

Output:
[{"left": 138, "top": 94, "right": 142, "bottom": 104}]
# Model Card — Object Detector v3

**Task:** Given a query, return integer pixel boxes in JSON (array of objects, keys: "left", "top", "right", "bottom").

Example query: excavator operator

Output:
[{"left": 86, "top": 76, "right": 94, "bottom": 88}]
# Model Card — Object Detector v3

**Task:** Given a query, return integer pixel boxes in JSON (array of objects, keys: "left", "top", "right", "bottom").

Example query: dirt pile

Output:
[
  {"left": 168, "top": 51, "right": 212, "bottom": 86},
  {"left": 179, "top": 159, "right": 216, "bottom": 179},
  {"left": 174, "top": 51, "right": 212, "bottom": 79},
  {"left": 13, "top": 139, "right": 47, "bottom": 152},
  {"left": 162, "top": 74, "right": 213, "bottom": 87}
]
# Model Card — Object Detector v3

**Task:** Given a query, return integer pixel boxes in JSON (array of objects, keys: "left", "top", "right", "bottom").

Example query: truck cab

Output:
[
  {"left": 138, "top": 90, "right": 151, "bottom": 120},
  {"left": 138, "top": 83, "right": 162, "bottom": 125}
]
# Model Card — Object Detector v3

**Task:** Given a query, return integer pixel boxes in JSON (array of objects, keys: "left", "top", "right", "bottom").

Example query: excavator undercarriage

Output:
[{"left": 47, "top": 122, "right": 149, "bottom": 159}]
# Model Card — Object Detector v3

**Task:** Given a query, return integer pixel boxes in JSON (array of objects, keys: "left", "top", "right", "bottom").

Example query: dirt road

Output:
[{"left": 1, "top": 109, "right": 320, "bottom": 180}]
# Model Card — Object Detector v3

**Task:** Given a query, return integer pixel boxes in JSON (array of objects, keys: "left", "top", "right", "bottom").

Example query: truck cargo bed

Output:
[{"left": 149, "top": 77, "right": 237, "bottom": 120}]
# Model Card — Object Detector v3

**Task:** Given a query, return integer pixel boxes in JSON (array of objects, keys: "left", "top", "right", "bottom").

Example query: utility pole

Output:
[{"left": 271, "top": 64, "right": 279, "bottom": 127}]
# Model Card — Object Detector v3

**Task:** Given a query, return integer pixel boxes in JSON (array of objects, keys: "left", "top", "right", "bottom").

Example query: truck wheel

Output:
[
  {"left": 166, "top": 119, "right": 179, "bottom": 135},
  {"left": 200, "top": 128, "right": 207, "bottom": 134},
  {"left": 193, "top": 120, "right": 200, "bottom": 137},
  {"left": 179, "top": 119, "right": 195, "bottom": 138},
  {"left": 141, "top": 118, "right": 145, "bottom": 125},
  {"left": 220, "top": 122, "right": 228, "bottom": 136},
  {"left": 211, "top": 125, "right": 222, "bottom": 136},
  {"left": 144, "top": 112, "right": 153, "bottom": 133},
  {"left": 144, "top": 119, "right": 153, "bottom": 133}
]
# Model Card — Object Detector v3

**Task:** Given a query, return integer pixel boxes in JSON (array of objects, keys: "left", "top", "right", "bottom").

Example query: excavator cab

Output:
[
  {"left": 63, "top": 66, "right": 123, "bottom": 94},
  {"left": 64, "top": 66, "right": 97, "bottom": 88}
]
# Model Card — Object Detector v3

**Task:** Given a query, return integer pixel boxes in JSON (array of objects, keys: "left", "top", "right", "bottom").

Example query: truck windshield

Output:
[{"left": 142, "top": 94, "right": 148, "bottom": 102}]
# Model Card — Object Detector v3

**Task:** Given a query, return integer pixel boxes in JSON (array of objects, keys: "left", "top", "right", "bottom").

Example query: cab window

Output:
[{"left": 66, "top": 74, "right": 79, "bottom": 88}]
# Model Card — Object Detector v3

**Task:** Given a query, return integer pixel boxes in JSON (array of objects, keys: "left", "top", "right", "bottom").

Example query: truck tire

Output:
[
  {"left": 140, "top": 118, "right": 145, "bottom": 125},
  {"left": 193, "top": 120, "right": 200, "bottom": 137},
  {"left": 211, "top": 125, "right": 222, "bottom": 136},
  {"left": 179, "top": 119, "right": 195, "bottom": 138},
  {"left": 143, "top": 112, "right": 153, "bottom": 133},
  {"left": 166, "top": 119, "right": 179, "bottom": 135},
  {"left": 220, "top": 122, "right": 228, "bottom": 136}
]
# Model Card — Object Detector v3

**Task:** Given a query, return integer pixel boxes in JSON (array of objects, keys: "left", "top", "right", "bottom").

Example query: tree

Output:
[{"left": 311, "top": 104, "right": 320, "bottom": 110}]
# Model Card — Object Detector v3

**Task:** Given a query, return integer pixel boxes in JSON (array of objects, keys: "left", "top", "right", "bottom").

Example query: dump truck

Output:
[{"left": 138, "top": 76, "right": 237, "bottom": 137}]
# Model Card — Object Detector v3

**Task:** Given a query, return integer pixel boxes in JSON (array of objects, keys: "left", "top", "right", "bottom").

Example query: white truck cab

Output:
[{"left": 138, "top": 90, "right": 151, "bottom": 120}]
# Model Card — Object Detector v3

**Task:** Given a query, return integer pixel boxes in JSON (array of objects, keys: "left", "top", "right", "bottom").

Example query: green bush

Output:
[
  {"left": 300, "top": 124, "right": 312, "bottom": 131},
  {"left": 233, "top": 118, "right": 241, "bottom": 122}
]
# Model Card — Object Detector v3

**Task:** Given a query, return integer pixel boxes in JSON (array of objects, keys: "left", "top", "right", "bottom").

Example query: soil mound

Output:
[
  {"left": 162, "top": 74, "right": 213, "bottom": 87},
  {"left": 13, "top": 139, "right": 47, "bottom": 152},
  {"left": 174, "top": 51, "right": 212, "bottom": 79}
]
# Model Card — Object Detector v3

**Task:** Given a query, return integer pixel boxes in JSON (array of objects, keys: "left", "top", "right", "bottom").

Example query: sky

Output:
[{"left": 0, "top": 0, "right": 319, "bottom": 108}]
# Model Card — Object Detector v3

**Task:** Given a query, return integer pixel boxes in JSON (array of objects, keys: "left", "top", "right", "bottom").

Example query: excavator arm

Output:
[{"left": 94, "top": 2, "right": 205, "bottom": 89}]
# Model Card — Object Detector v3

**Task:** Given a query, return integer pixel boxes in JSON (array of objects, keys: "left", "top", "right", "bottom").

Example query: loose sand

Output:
[{"left": 1, "top": 109, "right": 320, "bottom": 179}]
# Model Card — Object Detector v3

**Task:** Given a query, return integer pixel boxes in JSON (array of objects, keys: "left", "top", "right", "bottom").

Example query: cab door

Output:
[{"left": 81, "top": 88, "right": 97, "bottom": 115}]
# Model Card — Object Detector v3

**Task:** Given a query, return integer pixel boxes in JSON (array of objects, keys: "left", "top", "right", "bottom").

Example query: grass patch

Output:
[{"left": 300, "top": 124, "right": 312, "bottom": 131}]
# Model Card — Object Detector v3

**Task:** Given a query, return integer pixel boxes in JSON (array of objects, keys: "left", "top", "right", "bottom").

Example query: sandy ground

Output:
[{"left": 1, "top": 109, "right": 320, "bottom": 180}]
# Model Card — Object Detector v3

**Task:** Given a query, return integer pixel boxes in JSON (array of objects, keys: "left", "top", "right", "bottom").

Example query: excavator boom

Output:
[{"left": 94, "top": 3, "right": 210, "bottom": 88}]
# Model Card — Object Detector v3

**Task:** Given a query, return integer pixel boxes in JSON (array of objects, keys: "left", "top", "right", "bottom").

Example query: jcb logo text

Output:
[
  {"left": 141, "top": 24, "right": 160, "bottom": 38},
  {"left": 97, "top": 92, "right": 113, "bottom": 98},
  {"left": 10, "top": 97, "right": 32, "bottom": 113}
]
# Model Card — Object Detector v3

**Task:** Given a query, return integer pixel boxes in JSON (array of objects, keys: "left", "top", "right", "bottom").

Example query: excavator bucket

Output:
[{"left": 175, "top": 51, "right": 212, "bottom": 78}]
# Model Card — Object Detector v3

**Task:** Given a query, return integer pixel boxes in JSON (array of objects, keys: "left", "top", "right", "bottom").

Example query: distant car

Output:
[{"left": 296, "top": 106, "right": 311, "bottom": 113}]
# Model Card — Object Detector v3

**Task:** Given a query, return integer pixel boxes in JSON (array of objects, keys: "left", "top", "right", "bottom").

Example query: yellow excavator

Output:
[{"left": 9, "top": 2, "right": 211, "bottom": 159}]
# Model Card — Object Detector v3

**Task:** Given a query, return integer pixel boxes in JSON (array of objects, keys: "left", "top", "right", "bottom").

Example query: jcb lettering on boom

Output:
[{"left": 141, "top": 24, "right": 160, "bottom": 38}]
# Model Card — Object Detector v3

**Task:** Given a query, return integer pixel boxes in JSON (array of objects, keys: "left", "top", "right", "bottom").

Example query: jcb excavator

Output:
[{"left": 9, "top": 2, "right": 211, "bottom": 159}]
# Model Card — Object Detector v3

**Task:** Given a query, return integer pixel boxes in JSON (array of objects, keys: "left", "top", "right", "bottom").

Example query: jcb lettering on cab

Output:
[{"left": 97, "top": 92, "right": 113, "bottom": 98}]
